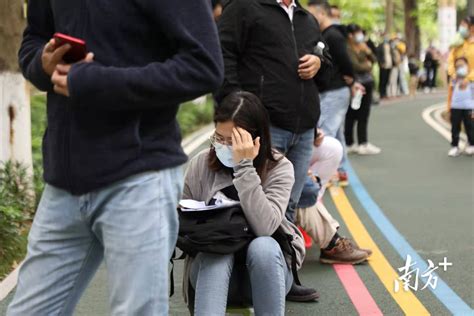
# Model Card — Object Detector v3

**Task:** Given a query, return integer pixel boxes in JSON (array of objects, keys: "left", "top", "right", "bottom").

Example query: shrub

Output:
[{"left": 0, "top": 161, "right": 34, "bottom": 278}]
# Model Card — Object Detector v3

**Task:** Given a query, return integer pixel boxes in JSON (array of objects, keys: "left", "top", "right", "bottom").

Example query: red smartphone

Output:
[{"left": 53, "top": 33, "right": 87, "bottom": 63}]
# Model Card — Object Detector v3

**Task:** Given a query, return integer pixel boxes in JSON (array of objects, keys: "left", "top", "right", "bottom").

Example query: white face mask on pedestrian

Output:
[
  {"left": 214, "top": 143, "right": 236, "bottom": 168},
  {"left": 456, "top": 66, "right": 468, "bottom": 78},
  {"left": 355, "top": 33, "right": 365, "bottom": 44},
  {"left": 459, "top": 26, "right": 469, "bottom": 39}
]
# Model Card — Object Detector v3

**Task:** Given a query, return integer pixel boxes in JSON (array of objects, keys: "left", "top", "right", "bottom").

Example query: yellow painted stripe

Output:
[{"left": 329, "top": 186, "right": 430, "bottom": 315}]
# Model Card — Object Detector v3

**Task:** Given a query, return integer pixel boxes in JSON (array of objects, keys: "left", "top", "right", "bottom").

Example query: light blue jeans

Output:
[
  {"left": 7, "top": 168, "right": 183, "bottom": 316},
  {"left": 270, "top": 126, "right": 314, "bottom": 222},
  {"left": 190, "top": 237, "right": 293, "bottom": 316},
  {"left": 318, "top": 87, "right": 351, "bottom": 167}
]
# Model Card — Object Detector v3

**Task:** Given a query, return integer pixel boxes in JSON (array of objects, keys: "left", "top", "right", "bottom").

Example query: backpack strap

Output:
[{"left": 169, "top": 249, "right": 187, "bottom": 297}]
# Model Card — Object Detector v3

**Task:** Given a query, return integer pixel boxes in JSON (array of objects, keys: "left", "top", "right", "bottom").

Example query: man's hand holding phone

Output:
[
  {"left": 42, "top": 34, "right": 94, "bottom": 96},
  {"left": 51, "top": 52, "right": 94, "bottom": 96}
]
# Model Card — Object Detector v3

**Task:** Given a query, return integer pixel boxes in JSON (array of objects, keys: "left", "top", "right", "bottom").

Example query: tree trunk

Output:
[
  {"left": 0, "top": 0, "right": 32, "bottom": 173},
  {"left": 403, "top": 0, "right": 421, "bottom": 58},
  {"left": 468, "top": 0, "right": 474, "bottom": 16},
  {"left": 386, "top": 0, "right": 394, "bottom": 34}
]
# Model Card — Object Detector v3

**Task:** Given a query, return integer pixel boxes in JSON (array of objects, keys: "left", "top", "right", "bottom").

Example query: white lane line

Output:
[
  {"left": 0, "top": 124, "right": 214, "bottom": 302},
  {"left": 421, "top": 103, "right": 467, "bottom": 146}
]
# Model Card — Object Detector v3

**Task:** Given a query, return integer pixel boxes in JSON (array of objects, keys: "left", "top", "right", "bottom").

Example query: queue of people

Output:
[{"left": 8, "top": 0, "right": 472, "bottom": 315}]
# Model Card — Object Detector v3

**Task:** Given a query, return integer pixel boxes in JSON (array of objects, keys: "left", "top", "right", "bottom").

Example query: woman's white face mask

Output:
[
  {"left": 212, "top": 121, "right": 236, "bottom": 168},
  {"left": 214, "top": 143, "right": 236, "bottom": 168}
]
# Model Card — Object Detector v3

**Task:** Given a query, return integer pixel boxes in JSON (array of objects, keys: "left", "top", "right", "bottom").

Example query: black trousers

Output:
[
  {"left": 379, "top": 68, "right": 390, "bottom": 98},
  {"left": 451, "top": 109, "right": 474, "bottom": 147},
  {"left": 424, "top": 66, "right": 438, "bottom": 88},
  {"left": 345, "top": 82, "right": 374, "bottom": 146}
]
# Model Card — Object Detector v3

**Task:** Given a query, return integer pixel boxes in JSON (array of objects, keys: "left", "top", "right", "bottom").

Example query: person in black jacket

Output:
[
  {"left": 307, "top": 0, "right": 356, "bottom": 185},
  {"left": 7, "top": 1, "right": 223, "bottom": 315},
  {"left": 215, "top": 0, "right": 330, "bottom": 302}
]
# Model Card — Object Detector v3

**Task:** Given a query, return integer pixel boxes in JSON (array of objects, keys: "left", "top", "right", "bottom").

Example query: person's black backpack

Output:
[
  {"left": 177, "top": 204, "right": 255, "bottom": 257},
  {"left": 176, "top": 185, "right": 254, "bottom": 257}
]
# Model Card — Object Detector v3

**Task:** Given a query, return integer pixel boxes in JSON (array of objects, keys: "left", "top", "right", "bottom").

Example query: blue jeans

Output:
[
  {"left": 318, "top": 87, "right": 351, "bottom": 167},
  {"left": 7, "top": 168, "right": 183, "bottom": 316},
  {"left": 190, "top": 237, "right": 293, "bottom": 316},
  {"left": 270, "top": 126, "right": 314, "bottom": 222},
  {"left": 297, "top": 176, "right": 320, "bottom": 209}
]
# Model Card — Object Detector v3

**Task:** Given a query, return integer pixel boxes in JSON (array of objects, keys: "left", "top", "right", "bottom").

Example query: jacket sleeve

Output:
[
  {"left": 67, "top": 0, "right": 223, "bottom": 111},
  {"left": 233, "top": 159, "right": 294, "bottom": 236},
  {"left": 325, "top": 31, "right": 354, "bottom": 77},
  {"left": 214, "top": 0, "right": 250, "bottom": 103},
  {"left": 18, "top": 0, "right": 55, "bottom": 92},
  {"left": 348, "top": 48, "right": 371, "bottom": 73}
]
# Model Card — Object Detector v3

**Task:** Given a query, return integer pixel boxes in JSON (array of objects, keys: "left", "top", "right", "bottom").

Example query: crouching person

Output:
[
  {"left": 296, "top": 130, "right": 372, "bottom": 264},
  {"left": 181, "top": 92, "right": 305, "bottom": 315}
]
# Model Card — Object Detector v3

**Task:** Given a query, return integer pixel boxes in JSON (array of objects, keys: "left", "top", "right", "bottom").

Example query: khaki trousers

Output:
[{"left": 296, "top": 201, "right": 340, "bottom": 249}]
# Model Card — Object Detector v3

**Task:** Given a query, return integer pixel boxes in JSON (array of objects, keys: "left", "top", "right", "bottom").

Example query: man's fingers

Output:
[
  {"left": 55, "top": 64, "right": 71, "bottom": 74},
  {"left": 298, "top": 60, "right": 313, "bottom": 69},
  {"left": 51, "top": 71, "right": 67, "bottom": 88},
  {"left": 50, "top": 44, "right": 71, "bottom": 64},
  {"left": 84, "top": 52, "right": 94, "bottom": 63},
  {"left": 299, "top": 54, "right": 311, "bottom": 63},
  {"left": 44, "top": 39, "right": 56, "bottom": 53}
]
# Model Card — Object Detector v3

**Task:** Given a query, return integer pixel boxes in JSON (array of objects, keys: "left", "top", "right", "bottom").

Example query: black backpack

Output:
[
  {"left": 176, "top": 185, "right": 255, "bottom": 257},
  {"left": 177, "top": 205, "right": 255, "bottom": 257}
]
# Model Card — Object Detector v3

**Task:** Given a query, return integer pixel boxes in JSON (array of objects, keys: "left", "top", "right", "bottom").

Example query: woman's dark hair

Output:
[
  {"left": 455, "top": 56, "right": 468, "bottom": 64},
  {"left": 346, "top": 23, "right": 363, "bottom": 35},
  {"left": 461, "top": 16, "right": 474, "bottom": 26},
  {"left": 208, "top": 91, "right": 280, "bottom": 179}
]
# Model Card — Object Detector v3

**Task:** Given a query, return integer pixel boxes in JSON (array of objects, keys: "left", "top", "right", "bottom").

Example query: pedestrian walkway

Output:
[{"left": 0, "top": 94, "right": 472, "bottom": 315}]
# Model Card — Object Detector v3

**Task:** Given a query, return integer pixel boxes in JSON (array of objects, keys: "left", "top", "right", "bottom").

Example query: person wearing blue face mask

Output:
[
  {"left": 345, "top": 23, "right": 381, "bottom": 156},
  {"left": 448, "top": 16, "right": 474, "bottom": 83},
  {"left": 447, "top": 57, "right": 474, "bottom": 157},
  {"left": 181, "top": 91, "right": 310, "bottom": 315}
]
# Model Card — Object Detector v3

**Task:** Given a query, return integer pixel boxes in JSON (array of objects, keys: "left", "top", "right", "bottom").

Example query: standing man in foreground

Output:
[
  {"left": 8, "top": 1, "right": 223, "bottom": 315},
  {"left": 216, "top": 0, "right": 330, "bottom": 302}
]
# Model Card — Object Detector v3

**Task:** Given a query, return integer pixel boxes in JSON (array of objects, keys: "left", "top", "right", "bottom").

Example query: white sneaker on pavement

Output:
[
  {"left": 347, "top": 144, "right": 359, "bottom": 154},
  {"left": 358, "top": 143, "right": 381, "bottom": 155},
  {"left": 464, "top": 146, "right": 474, "bottom": 156},
  {"left": 448, "top": 147, "right": 462, "bottom": 157}
]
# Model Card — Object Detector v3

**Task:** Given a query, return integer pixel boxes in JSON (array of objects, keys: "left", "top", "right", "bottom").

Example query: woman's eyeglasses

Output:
[{"left": 209, "top": 133, "right": 232, "bottom": 146}]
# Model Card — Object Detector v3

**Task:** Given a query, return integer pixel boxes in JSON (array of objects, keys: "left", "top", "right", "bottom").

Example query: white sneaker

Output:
[
  {"left": 448, "top": 147, "right": 462, "bottom": 157},
  {"left": 347, "top": 144, "right": 359, "bottom": 154},
  {"left": 464, "top": 146, "right": 474, "bottom": 156},
  {"left": 358, "top": 143, "right": 381, "bottom": 155}
]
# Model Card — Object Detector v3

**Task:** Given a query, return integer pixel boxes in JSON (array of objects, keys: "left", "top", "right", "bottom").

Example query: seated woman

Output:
[{"left": 182, "top": 91, "right": 305, "bottom": 315}]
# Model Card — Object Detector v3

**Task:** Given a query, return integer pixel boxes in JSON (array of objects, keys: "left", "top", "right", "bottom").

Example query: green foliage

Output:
[
  {"left": 177, "top": 98, "right": 215, "bottom": 136},
  {"left": 0, "top": 161, "right": 33, "bottom": 279}
]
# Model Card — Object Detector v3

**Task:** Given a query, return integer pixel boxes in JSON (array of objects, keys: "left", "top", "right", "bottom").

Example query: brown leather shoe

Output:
[
  {"left": 346, "top": 238, "right": 373, "bottom": 256},
  {"left": 320, "top": 237, "right": 369, "bottom": 264}
]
